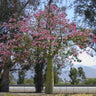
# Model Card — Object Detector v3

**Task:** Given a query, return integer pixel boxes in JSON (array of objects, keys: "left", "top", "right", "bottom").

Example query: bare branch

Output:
[{"left": 48, "top": 0, "right": 53, "bottom": 6}]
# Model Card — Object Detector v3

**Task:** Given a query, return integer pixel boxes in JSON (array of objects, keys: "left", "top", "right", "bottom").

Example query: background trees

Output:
[
  {"left": 69, "top": 67, "right": 86, "bottom": 85},
  {"left": 84, "top": 78, "right": 96, "bottom": 85},
  {"left": 34, "top": 58, "right": 45, "bottom": 93},
  {"left": 73, "top": 0, "right": 96, "bottom": 52},
  {"left": 9, "top": 73, "right": 17, "bottom": 85},
  {"left": 17, "top": 70, "right": 26, "bottom": 84},
  {"left": 73, "top": 0, "right": 96, "bottom": 29},
  {"left": 78, "top": 67, "right": 86, "bottom": 82},
  {"left": 54, "top": 66, "right": 60, "bottom": 85},
  {"left": 69, "top": 67, "right": 79, "bottom": 85}
]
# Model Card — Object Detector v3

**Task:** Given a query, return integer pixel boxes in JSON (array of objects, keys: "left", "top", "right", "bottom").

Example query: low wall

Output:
[{"left": 9, "top": 85, "right": 96, "bottom": 93}]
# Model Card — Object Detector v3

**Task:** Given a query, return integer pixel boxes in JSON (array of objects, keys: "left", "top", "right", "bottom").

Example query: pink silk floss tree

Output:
[
  {"left": 17, "top": 5, "right": 90, "bottom": 94},
  {"left": 0, "top": 20, "right": 32, "bottom": 92}
]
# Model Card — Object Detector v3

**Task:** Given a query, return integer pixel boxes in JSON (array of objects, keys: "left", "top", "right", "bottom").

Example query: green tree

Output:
[
  {"left": 17, "top": 70, "right": 25, "bottom": 84},
  {"left": 69, "top": 67, "right": 79, "bottom": 85},
  {"left": 54, "top": 66, "right": 60, "bottom": 85},
  {"left": 9, "top": 73, "right": 17, "bottom": 85},
  {"left": 0, "top": 0, "right": 40, "bottom": 23},
  {"left": 74, "top": 0, "right": 96, "bottom": 28},
  {"left": 78, "top": 67, "right": 86, "bottom": 82},
  {"left": 34, "top": 58, "right": 45, "bottom": 93}
]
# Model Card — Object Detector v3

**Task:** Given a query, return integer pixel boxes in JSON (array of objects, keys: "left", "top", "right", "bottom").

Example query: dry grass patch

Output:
[{"left": 3, "top": 93, "right": 95, "bottom": 96}]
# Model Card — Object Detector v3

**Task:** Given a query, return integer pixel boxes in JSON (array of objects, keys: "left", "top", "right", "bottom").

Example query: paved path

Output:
[{"left": 9, "top": 86, "right": 96, "bottom": 94}]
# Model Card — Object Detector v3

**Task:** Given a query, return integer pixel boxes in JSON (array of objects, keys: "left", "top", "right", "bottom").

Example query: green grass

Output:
[{"left": 3, "top": 93, "right": 94, "bottom": 96}]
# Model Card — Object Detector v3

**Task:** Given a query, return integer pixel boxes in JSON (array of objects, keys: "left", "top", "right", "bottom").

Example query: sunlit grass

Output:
[
  {"left": 68, "top": 94, "right": 93, "bottom": 96},
  {"left": 3, "top": 93, "right": 94, "bottom": 96}
]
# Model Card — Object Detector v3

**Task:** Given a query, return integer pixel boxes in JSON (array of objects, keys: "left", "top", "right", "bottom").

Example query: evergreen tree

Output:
[
  {"left": 17, "top": 70, "right": 25, "bottom": 84},
  {"left": 34, "top": 58, "right": 45, "bottom": 93}
]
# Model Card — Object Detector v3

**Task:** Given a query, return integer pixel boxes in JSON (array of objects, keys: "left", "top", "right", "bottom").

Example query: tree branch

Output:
[
  {"left": 10, "top": 69, "right": 22, "bottom": 71},
  {"left": 18, "top": 0, "right": 30, "bottom": 15},
  {"left": 48, "top": 0, "right": 53, "bottom": 6}
]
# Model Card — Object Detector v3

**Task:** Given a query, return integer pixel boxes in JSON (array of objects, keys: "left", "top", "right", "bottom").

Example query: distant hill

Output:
[
  {"left": 74, "top": 64, "right": 96, "bottom": 78},
  {"left": 59, "top": 64, "right": 96, "bottom": 81}
]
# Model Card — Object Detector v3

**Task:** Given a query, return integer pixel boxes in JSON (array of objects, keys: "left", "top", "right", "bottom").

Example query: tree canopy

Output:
[{"left": 74, "top": 0, "right": 96, "bottom": 29}]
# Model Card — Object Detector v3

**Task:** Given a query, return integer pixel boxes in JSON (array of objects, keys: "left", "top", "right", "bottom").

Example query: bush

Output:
[
  {"left": 10, "top": 81, "right": 17, "bottom": 85},
  {"left": 24, "top": 79, "right": 34, "bottom": 85},
  {"left": 84, "top": 78, "right": 96, "bottom": 85}
]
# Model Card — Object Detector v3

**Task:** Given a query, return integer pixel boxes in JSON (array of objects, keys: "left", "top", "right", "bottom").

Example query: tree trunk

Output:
[
  {"left": 45, "top": 57, "right": 54, "bottom": 94},
  {"left": 0, "top": 68, "right": 10, "bottom": 92},
  {"left": 0, "top": 68, "right": 2, "bottom": 92}
]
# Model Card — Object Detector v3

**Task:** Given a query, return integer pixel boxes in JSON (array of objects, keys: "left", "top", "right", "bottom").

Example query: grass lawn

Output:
[{"left": 1, "top": 93, "right": 95, "bottom": 96}]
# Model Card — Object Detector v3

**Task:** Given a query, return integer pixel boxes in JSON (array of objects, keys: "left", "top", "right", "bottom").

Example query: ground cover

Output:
[{"left": 0, "top": 93, "right": 95, "bottom": 96}]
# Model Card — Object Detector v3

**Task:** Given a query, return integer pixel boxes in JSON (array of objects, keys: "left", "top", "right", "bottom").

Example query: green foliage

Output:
[
  {"left": 54, "top": 66, "right": 60, "bottom": 85},
  {"left": 69, "top": 67, "right": 86, "bottom": 85},
  {"left": 57, "top": 82, "right": 71, "bottom": 85},
  {"left": 9, "top": 73, "right": 17, "bottom": 85},
  {"left": 78, "top": 67, "right": 86, "bottom": 82},
  {"left": 69, "top": 67, "right": 79, "bottom": 85},
  {"left": 24, "top": 78, "right": 34, "bottom": 85},
  {"left": 34, "top": 58, "right": 45, "bottom": 93},
  {"left": 0, "top": 0, "right": 23, "bottom": 23},
  {"left": 10, "top": 81, "right": 17, "bottom": 85},
  {"left": 74, "top": 0, "right": 96, "bottom": 29},
  {"left": 0, "top": 0, "right": 40, "bottom": 23},
  {"left": 84, "top": 78, "right": 96, "bottom": 85},
  {"left": 17, "top": 70, "right": 25, "bottom": 84}
]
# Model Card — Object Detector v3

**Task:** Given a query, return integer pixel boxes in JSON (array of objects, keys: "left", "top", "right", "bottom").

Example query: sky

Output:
[{"left": 73, "top": 51, "right": 96, "bottom": 67}]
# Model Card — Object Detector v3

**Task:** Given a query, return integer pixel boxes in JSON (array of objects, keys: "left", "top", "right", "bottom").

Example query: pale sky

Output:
[{"left": 73, "top": 50, "right": 96, "bottom": 67}]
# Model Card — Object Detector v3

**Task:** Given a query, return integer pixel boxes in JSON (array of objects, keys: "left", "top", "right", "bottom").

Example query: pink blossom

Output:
[
  {"left": 9, "top": 19, "right": 12, "bottom": 22},
  {"left": 73, "top": 53, "right": 76, "bottom": 56},
  {"left": 13, "top": 19, "right": 16, "bottom": 22},
  {"left": 0, "top": 43, "right": 3, "bottom": 46}
]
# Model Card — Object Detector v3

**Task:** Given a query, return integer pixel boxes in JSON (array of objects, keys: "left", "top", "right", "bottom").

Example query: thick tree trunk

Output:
[
  {"left": 34, "top": 58, "right": 44, "bottom": 93},
  {"left": 0, "top": 68, "right": 10, "bottom": 92},
  {"left": 45, "top": 57, "right": 54, "bottom": 94}
]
